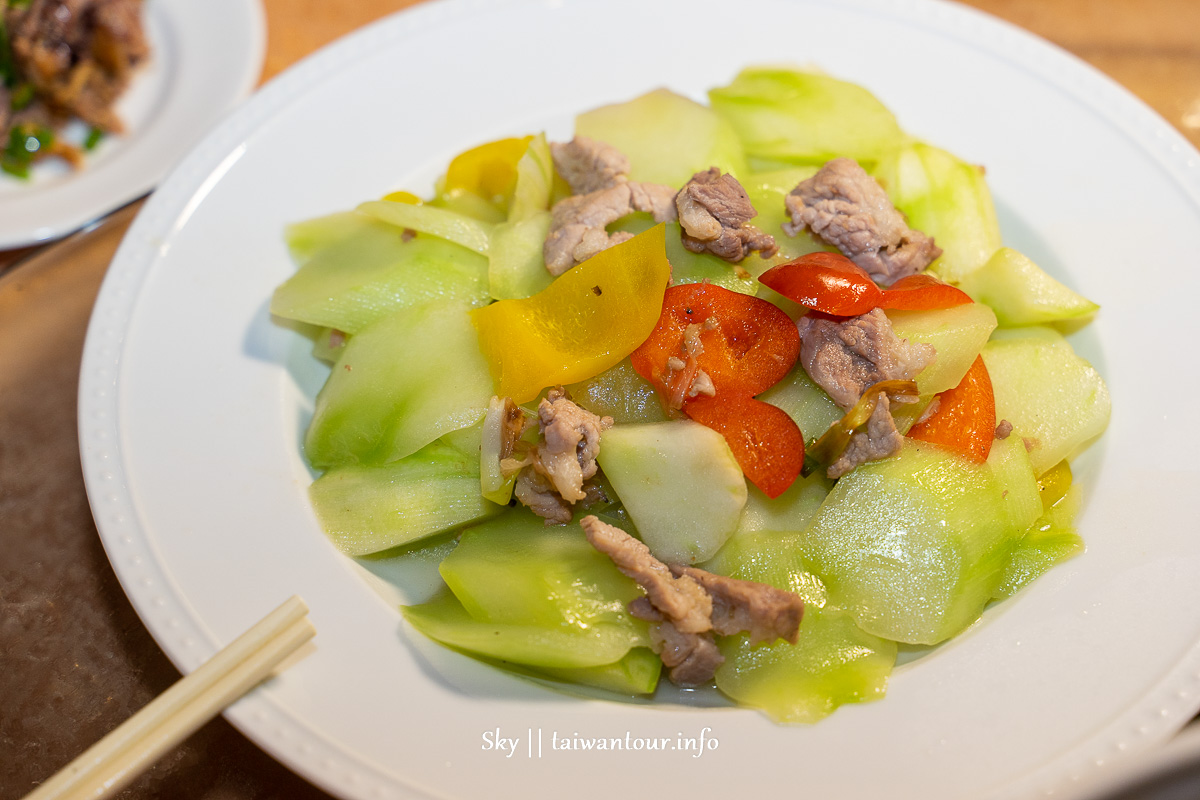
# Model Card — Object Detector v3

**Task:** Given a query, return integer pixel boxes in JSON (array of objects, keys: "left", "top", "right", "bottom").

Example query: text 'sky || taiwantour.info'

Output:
[{"left": 481, "top": 727, "right": 720, "bottom": 759}]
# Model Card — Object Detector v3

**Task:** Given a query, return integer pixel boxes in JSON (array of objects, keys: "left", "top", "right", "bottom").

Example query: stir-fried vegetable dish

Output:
[{"left": 271, "top": 67, "right": 1110, "bottom": 722}]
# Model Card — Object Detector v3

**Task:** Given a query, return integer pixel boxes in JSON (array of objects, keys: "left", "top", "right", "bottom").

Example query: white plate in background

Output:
[
  {"left": 78, "top": 1, "right": 1200, "bottom": 798},
  {"left": 0, "top": 0, "right": 264, "bottom": 248}
]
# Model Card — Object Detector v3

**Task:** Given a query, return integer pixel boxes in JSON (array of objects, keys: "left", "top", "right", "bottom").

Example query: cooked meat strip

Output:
[
  {"left": 569, "top": 224, "right": 634, "bottom": 267},
  {"left": 671, "top": 565, "right": 804, "bottom": 645},
  {"left": 826, "top": 393, "right": 905, "bottom": 479},
  {"left": 797, "top": 308, "right": 935, "bottom": 410},
  {"left": 550, "top": 135, "right": 631, "bottom": 194},
  {"left": 627, "top": 180, "right": 678, "bottom": 221},
  {"left": 679, "top": 168, "right": 753, "bottom": 232},
  {"left": 783, "top": 157, "right": 941, "bottom": 286},
  {"left": 543, "top": 137, "right": 678, "bottom": 275},
  {"left": 995, "top": 419, "right": 1013, "bottom": 440},
  {"left": 543, "top": 181, "right": 678, "bottom": 275},
  {"left": 6, "top": 0, "right": 149, "bottom": 134},
  {"left": 514, "top": 469, "right": 573, "bottom": 525},
  {"left": 582, "top": 515, "right": 806, "bottom": 686},
  {"left": 627, "top": 595, "right": 660, "bottom": 622},
  {"left": 798, "top": 309, "right": 934, "bottom": 478},
  {"left": 513, "top": 389, "right": 613, "bottom": 524},
  {"left": 543, "top": 187, "right": 628, "bottom": 274},
  {"left": 580, "top": 515, "right": 713, "bottom": 634},
  {"left": 676, "top": 167, "right": 778, "bottom": 262},
  {"left": 623, "top": 596, "right": 721, "bottom": 684},
  {"left": 535, "top": 388, "right": 612, "bottom": 502},
  {"left": 648, "top": 624, "right": 724, "bottom": 687}
]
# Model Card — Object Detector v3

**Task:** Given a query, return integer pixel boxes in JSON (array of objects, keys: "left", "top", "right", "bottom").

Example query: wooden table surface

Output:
[{"left": 1, "top": 2, "right": 1197, "bottom": 799}]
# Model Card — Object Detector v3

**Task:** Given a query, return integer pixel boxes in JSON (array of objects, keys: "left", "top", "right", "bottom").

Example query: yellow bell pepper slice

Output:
[
  {"left": 442, "top": 136, "right": 534, "bottom": 204},
  {"left": 471, "top": 225, "right": 671, "bottom": 404},
  {"left": 381, "top": 190, "right": 422, "bottom": 204}
]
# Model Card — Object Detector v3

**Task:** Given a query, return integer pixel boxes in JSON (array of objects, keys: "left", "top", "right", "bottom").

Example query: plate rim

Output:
[{"left": 77, "top": 1, "right": 1200, "bottom": 799}]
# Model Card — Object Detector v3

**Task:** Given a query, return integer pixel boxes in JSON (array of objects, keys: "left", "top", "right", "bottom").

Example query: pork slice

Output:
[
  {"left": 535, "top": 388, "right": 612, "bottom": 503},
  {"left": 627, "top": 595, "right": 661, "bottom": 622},
  {"left": 826, "top": 393, "right": 905, "bottom": 479},
  {"left": 584, "top": 516, "right": 810, "bottom": 685},
  {"left": 550, "top": 183, "right": 632, "bottom": 229},
  {"left": 648, "top": 623, "right": 724, "bottom": 687},
  {"left": 678, "top": 167, "right": 755, "bottom": 228},
  {"left": 543, "top": 185, "right": 632, "bottom": 275},
  {"left": 550, "top": 135, "right": 630, "bottom": 195},
  {"left": 676, "top": 167, "right": 777, "bottom": 262},
  {"left": 629, "top": 579, "right": 727, "bottom": 686},
  {"left": 671, "top": 565, "right": 805, "bottom": 645},
  {"left": 512, "top": 390, "right": 613, "bottom": 523},
  {"left": 680, "top": 222, "right": 779, "bottom": 262},
  {"left": 783, "top": 157, "right": 940, "bottom": 286},
  {"left": 543, "top": 180, "right": 676, "bottom": 275},
  {"left": 514, "top": 469, "right": 573, "bottom": 525},
  {"left": 797, "top": 308, "right": 935, "bottom": 410},
  {"left": 628, "top": 181, "right": 679, "bottom": 222},
  {"left": 571, "top": 227, "right": 634, "bottom": 266},
  {"left": 580, "top": 516, "right": 713, "bottom": 635}
]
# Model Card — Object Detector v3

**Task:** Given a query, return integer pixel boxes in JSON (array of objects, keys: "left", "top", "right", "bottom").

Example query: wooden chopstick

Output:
[{"left": 24, "top": 596, "right": 316, "bottom": 800}]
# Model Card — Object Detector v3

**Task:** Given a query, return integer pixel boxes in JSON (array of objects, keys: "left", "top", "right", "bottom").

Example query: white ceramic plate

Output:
[
  {"left": 0, "top": 0, "right": 264, "bottom": 249},
  {"left": 1061, "top": 722, "right": 1200, "bottom": 800},
  {"left": 78, "top": 1, "right": 1200, "bottom": 798}
]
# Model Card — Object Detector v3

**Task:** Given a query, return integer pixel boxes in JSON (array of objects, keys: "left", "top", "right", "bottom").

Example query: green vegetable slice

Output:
[
  {"left": 358, "top": 199, "right": 494, "bottom": 255},
  {"left": 305, "top": 299, "right": 494, "bottom": 467},
  {"left": 402, "top": 590, "right": 648, "bottom": 669},
  {"left": 310, "top": 441, "right": 504, "bottom": 556},
  {"left": 704, "top": 531, "right": 896, "bottom": 723},
  {"left": 709, "top": 67, "right": 908, "bottom": 168}
]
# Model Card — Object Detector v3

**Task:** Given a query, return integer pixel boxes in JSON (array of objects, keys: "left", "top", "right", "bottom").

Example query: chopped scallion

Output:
[{"left": 1, "top": 123, "right": 55, "bottom": 180}]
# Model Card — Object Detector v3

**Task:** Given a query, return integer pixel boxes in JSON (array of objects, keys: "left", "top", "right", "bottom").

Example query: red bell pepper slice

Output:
[
  {"left": 907, "top": 355, "right": 996, "bottom": 463},
  {"left": 757, "top": 252, "right": 883, "bottom": 316},
  {"left": 760, "top": 253, "right": 974, "bottom": 317},
  {"left": 684, "top": 393, "right": 805, "bottom": 499},
  {"left": 630, "top": 282, "right": 800, "bottom": 404},
  {"left": 878, "top": 273, "right": 973, "bottom": 311}
]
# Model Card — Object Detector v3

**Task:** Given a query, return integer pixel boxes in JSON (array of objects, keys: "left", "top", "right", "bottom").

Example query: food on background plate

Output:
[
  {"left": 1, "top": 0, "right": 149, "bottom": 178},
  {"left": 270, "top": 66, "right": 1110, "bottom": 723}
]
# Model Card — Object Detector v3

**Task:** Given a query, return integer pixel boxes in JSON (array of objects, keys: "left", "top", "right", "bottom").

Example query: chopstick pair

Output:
[{"left": 24, "top": 595, "right": 316, "bottom": 800}]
